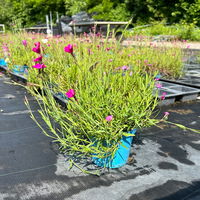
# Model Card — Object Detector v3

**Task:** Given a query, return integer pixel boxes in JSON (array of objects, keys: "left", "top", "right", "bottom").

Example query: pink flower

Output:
[
  {"left": 35, "top": 42, "right": 40, "bottom": 48},
  {"left": 186, "top": 45, "right": 190, "bottom": 49},
  {"left": 121, "top": 65, "right": 130, "bottom": 70},
  {"left": 108, "top": 59, "right": 113, "bottom": 62},
  {"left": 64, "top": 44, "right": 73, "bottom": 54},
  {"left": 84, "top": 32, "right": 88, "bottom": 37},
  {"left": 32, "top": 63, "right": 46, "bottom": 69},
  {"left": 2, "top": 45, "right": 9, "bottom": 52},
  {"left": 129, "top": 71, "right": 133, "bottom": 76},
  {"left": 32, "top": 42, "right": 41, "bottom": 54},
  {"left": 164, "top": 112, "right": 169, "bottom": 117},
  {"left": 96, "top": 32, "right": 101, "bottom": 37},
  {"left": 22, "top": 40, "right": 27, "bottom": 47},
  {"left": 155, "top": 78, "right": 160, "bottom": 81},
  {"left": 33, "top": 55, "right": 43, "bottom": 62},
  {"left": 105, "top": 115, "right": 113, "bottom": 121},
  {"left": 161, "top": 92, "right": 167, "bottom": 100},
  {"left": 88, "top": 49, "right": 93, "bottom": 55},
  {"left": 156, "top": 83, "right": 162, "bottom": 88},
  {"left": 65, "top": 89, "right": 75, "bottom": 98}
]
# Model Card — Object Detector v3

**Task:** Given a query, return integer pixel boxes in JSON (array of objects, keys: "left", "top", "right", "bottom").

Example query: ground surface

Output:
[{"left": 0, "top": 73, "right": 200, "bottom": 200}]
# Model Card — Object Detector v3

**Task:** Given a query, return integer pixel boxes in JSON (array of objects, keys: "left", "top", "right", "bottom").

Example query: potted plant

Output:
[{"left": 26, "top": 59, "right": 160, "bottom": 169}]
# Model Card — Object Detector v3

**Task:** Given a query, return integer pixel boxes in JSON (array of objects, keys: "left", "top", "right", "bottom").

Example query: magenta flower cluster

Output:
[
  {"left": 65, "top": 89, "right": 75, "bottom": 98},
  {"left": 32, "top": 42, "right": 41, "bottom": 54},
  {"left": 31, "top": 42, "right": 46, "bottom": 69},
  {"left": 64, "top": 44, "right": 73, "bottom": 55}
]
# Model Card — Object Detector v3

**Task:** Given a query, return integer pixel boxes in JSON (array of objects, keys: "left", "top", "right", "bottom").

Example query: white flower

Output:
[{"left": 42, "top": 39, "right": 48, "bottom": 44}]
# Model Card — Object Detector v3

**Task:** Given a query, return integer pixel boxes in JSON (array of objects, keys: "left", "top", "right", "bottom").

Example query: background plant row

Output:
[{"left": 0, "top": 33, "right": 182, "bottom": 162}]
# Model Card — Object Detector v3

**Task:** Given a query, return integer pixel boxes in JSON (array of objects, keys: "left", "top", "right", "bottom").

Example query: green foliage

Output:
[
  {"left": 125, "top": 0, "right": 153, "bottom": 24},
  {"left": 0, "top": 0, "right": 200, "bottom": 32},
  {"left": 90, "top": 2, "right": 130, "bottom": 21},
  {"left": 177, "top": 24, "right": 200, "bottom": 41},
  {"left": 65, "top": 0, "right": 88, "bottom": 15},
  {"left": 144, "top": 0, "right": 200, "bottom": 25},
  {"left": 125, "top": 23, "right": 200, "bottom": 41},
  {"left": 64, "top": 0, "right": 131, "bottom": 21},
  {"left": 0, "top": 0, "right": 66, "bottom": 28},
  {"left": 172, "top": 0, "right": 200, "bottom": 25}
]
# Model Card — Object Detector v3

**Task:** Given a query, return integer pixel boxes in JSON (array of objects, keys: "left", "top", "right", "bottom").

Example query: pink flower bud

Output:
[
  {"left": 22, "top": 40, "right": 27, "bottom": 47},
  {"left": 105, "top": 115, "right": 113, "bottom": 121},
  {"left": 161, "top": 92, "right": 167, "bottom": 100},
  {"left": 33, "top": 55, "right": 43, "bottom": 62},
  {"left": 65, "top": 89, "right": 75, "bottom": 98},
  {"left": 121, "top": 65, "right": 130, "bottom": 71},
  {"left": 32, "top": 42, "right": 41, "bottom": 54},
  {"left": 64, "top": 44, "right": 73, "bottom": 54},
  {"left": 156, "top": 83, "right": 162, "bottom": 88},
  {"left": 32, "top": 63, "right": 46, "bottom": 69},
  {"left": 164, "top": 112, "right": 169, "bottom": 117}
]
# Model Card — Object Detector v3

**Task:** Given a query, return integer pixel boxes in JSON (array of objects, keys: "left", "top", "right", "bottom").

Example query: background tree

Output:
[
  {"left": 0, "top": 0, "right": 66, "bottom": 28},
  {"left": 0, "top": 0, "right": 199, "bottom": 28},
  {"left": 172, "top": 0, "right": 200, "bottom": 26}
]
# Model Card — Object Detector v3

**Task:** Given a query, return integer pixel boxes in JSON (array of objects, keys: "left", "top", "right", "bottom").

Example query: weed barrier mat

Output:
[{"left": 1, "top": 73, "right": 200, "bottom": 200}]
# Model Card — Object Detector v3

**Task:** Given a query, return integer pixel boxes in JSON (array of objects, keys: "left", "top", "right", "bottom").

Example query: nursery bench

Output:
[{"left": 68, "top": 21, "right": 129, "bottom": 36}]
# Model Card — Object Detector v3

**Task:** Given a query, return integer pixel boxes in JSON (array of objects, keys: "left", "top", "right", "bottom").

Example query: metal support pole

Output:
[
  {"left": 56, "top": 12, "right": 62, "bottom": 35},
  {"left": 50, "top": 11, "right": 53, "bottom": 36},
  {"left": 46, "top": 15, "right": 49, "bottom": 29},
  {"left": 46, "top": 15, "right": 52, "bottom": 36},
  {"left": 56, "top": 12, "right": 59, "bottom": 23},
  {"left": 3, "top": 24, "right": 5, "bottom": 33}
]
